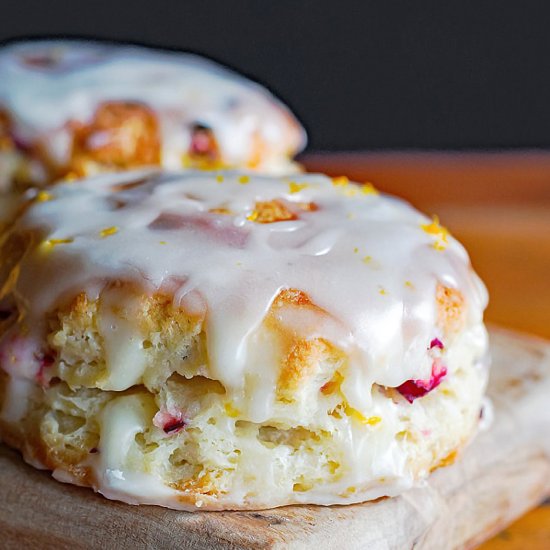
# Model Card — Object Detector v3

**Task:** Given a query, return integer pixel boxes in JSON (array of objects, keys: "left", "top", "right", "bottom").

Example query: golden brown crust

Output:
[
  {"left": 436, "top": 284, "right": 466, "bottom": 335},
  {"left": 69, "top": 101, "right": 161, "bottom": 175},
  {"left": 249, "top": 200, "right": 297, "bottom": 224},
  {"left": 271, "top": 288, "right": 312, "bottom": 308},
  {"left": 55, "top": 292, "right": 95, "bottom": 324},
  {"left": 0, "top": 108, "right": 14, "bottom": 151},
  {"left": 46, "top": 292, "right": 103, "bottom": 386},
  {"left": 48, "top": 284, "right": 205, "bottom": 343},
  {"left": 136, "top": 292, "right": 204, "bottom": 339},
  {"left": 42, "top": 283, "right": 208, "bottom": 392},
  {"left": 170, "top": 470, "right": 223, "bottom": 498},
  {"left": 245, "top": 132, "right": 267, "bottom": 170},
  {"left": 268, "top": 289, "right": 345, "bottom": 400},
  {"left": 279, "top": 338, "right": 336, "bottom": 396}
]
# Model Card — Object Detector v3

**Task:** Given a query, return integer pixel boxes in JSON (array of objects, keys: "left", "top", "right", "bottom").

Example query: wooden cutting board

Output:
[{"left": 0, "top": 327, "right": 549, "bottom": 550}]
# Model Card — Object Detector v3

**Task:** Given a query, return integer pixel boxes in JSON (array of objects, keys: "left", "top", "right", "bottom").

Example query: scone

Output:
[
  {"left": 0, "top": 40, "right": 305, "bottom": 192},
  {"left": 0, "top": 170, "right": 489, "bottom": 511}
]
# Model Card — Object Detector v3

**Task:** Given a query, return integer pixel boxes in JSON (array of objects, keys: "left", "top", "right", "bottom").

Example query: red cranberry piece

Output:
[
  {"left": 163, "top": 419, "right": 186, "bottom": 434},
  {"left": 153, "top": 409, "right": 187, "bottom": 435},
  {"left": 396, "top": 362, "right": 448, "bottom": 403},
  {"left": 189, "top": 124, "right": 219, "bottom": 159},
  {"left": 36, "top": 351, "right": 56, "bottom": 387},
  {"left": 429, "top": 338, "right": 444, "bottom": 350}
]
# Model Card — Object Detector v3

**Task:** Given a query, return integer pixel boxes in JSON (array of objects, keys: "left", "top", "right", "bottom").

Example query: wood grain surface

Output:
[
  {"left": 304, "top": 151, "right": 550, "bottom": 548},
  {"left": 0, "top": 328, "right": 548, "bottom": 549}
]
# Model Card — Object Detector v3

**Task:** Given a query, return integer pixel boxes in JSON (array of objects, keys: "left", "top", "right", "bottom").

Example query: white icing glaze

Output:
[
  {"left": 0, "top": 376, "right": 36, "bottom": 423},
  {"left": 5, "top": 170, "right": 488, "bottom": 423},
  {"left": 92, "top": 394, "right": 178, "bottom": 502},
  {"left": 0, "top": 40, "right": 305, "bottom": 173},
  {"left": 97, "top": 287, "right": 149, "bottom": 391}
]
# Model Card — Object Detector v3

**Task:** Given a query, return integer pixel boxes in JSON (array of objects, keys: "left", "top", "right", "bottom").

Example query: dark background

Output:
[{"left": 2, "top": 1, "right": 550, "bottom": 152}]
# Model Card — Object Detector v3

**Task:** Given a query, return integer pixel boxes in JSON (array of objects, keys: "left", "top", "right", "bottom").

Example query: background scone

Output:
[
  {"left": 0, "top": 40, "right": 305, "bottom": 192},
  {"left": 0, "top": 170, "right": 489, "bottom": 511}
]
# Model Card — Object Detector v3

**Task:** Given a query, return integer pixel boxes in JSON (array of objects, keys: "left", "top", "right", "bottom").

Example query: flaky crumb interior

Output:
[{"left": 0, "top": 284, "right": 487, "bottom": 509}]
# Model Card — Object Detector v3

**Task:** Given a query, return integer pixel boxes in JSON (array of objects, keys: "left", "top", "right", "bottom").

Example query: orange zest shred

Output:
[
  {"left": 346, "top": 188, "right": 360, "bottom": 198},
  {"left": 344, "top": 404, "right": 382, "bottom": 426},
  {"left": 341, "top": 486, "right": 357, "bottom": 496},
  {"left": 63, "top": 172, "right": 79, "bottom": 183},
  {"left": 209, "top": 207, "right": 233, "bottom": 215},
  {"left": 296, "top": 201, "right": 318, "bottom": 212},
  {"left": 320, "top": 371, "right": 344, "bottom": 395},
  {"left": 246, "top": 210, "right": 259, "bottom": 222},
  {"left": 100, "top": 226, "right": 118, "bottom": 238},
  {"left": 288, "top": 181, "right": 309, "bottom": 194},
  {"left": 36, "top": 191, "right": 53, "bottom": 203},
  {"left": 421, "top": 215, "right": 449, "bottom": 250},
  {"left": 224, "top": 403, "right": 240, "bottom": 418},
  {"left": 431, "top": 450, "right": 458, "bottom": 472},
  {"left": 44, "top": 238, "right": 74, "bottom": 248},
  {"left": 331, "top": 176, "right": 349, "bottom": 187},
  {"left": 361, "top": 182, "right": 379, "bottom": 195}
]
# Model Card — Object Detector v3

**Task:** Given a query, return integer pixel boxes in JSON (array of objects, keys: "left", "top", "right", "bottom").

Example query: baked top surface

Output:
[{"left": 5, "top": 170, "right": 487, "bottom": 394}]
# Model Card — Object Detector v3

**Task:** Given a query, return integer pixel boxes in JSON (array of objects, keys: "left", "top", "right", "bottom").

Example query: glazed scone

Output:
[
  {"left": 0, "top": 170, "right": 489, "bottom": 510},
  {"left": 0, "top": 40, "right": 305, "bottom": 191}
]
